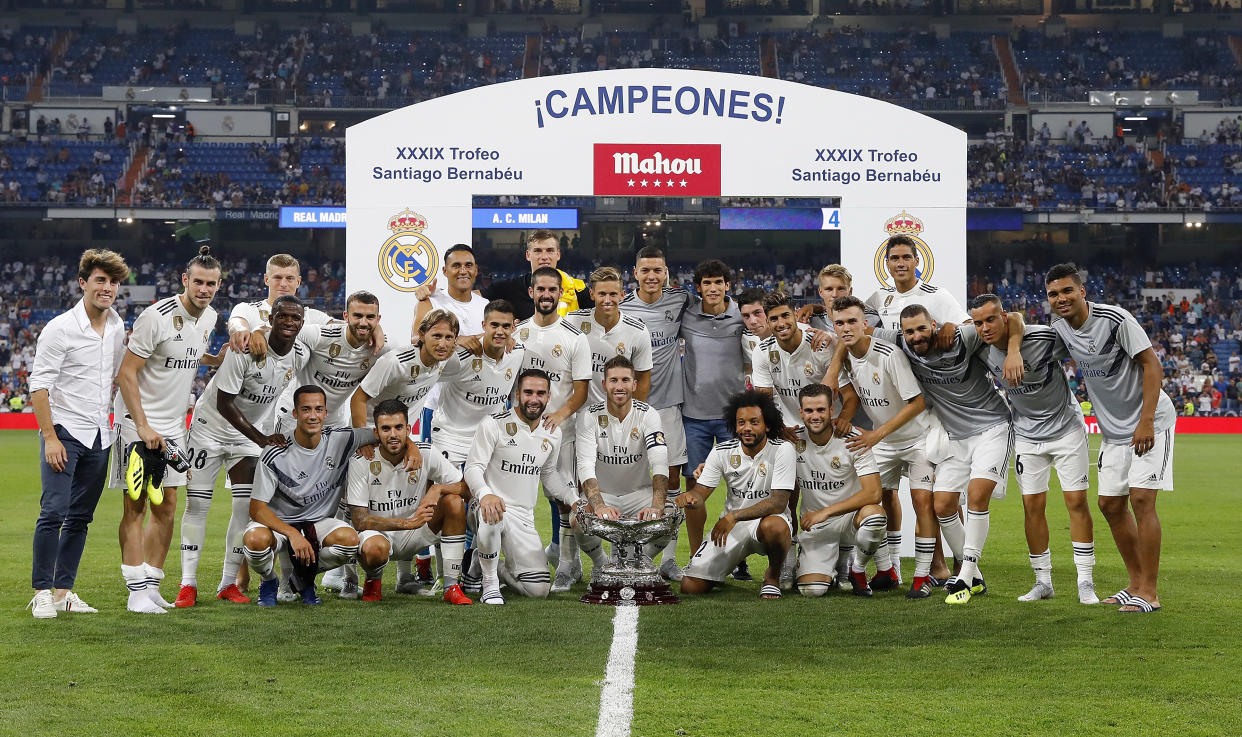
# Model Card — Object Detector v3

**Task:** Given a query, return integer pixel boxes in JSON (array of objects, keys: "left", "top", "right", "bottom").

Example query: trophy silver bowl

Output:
[{"left": 575, "top": 504, "right": 684, "bottom": 606}]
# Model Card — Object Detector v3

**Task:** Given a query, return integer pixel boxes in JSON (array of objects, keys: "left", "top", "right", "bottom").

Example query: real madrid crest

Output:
[
  {"left": 630, "top": 427, "right": 640, "bottom": 441},
  {"left": 408, "top": 471, "right": 419, "bottom": 483},
  {"left": 541, "top": 439, "right": 550, "bottom": 452},
  {"left": 874, "top": 210, "right": 934, "bottom": 288},
  {"left": 505, "top": 422, "right": 518, "bottom": 436},
  {"left": 329, "top": 343, "right": 341, "bottom": 359},
  {"left": 803, "top": 362, "right": 814, "bottom": 378},
  {"left": 552, "top": 344, "right": 563, "bottom": 358},
  {"left": 1088, "top": 339, "right": 1097, "bottom": 354},
  {"left": 831, "top": 456, "right": 842, "bottom": 470},
  {"left": 370, "top": 460, "right": 382, "bottom": 476},
  {"left": 285, "top": 368, "right": 295, "bottom": 382},
  {"left": 872, "top": 371, "right": 881, "bottom": 385},
  {"left": 360, "top": 360, "right": 369, "bottom": 372},
  {"left": 653, "top": 431, "right": 666, "bottom": 445},
  {"left": 616, "top": 342, "right": 626, "bottom": 355},
  {"left": 256, "top": 355, "right": 266, "bottom": 369},
  {"left": 505, "top": 368, "right": 513, "bottom": 380},
  {"left": 729, "top": 454, "right": 741, "bottom": 469},
  {"left": 378, "top": 208, "right": 440, "bottom": 294},
  {"left": 472, "top": 358, "right": 483, "bottom": 373},
  {"left": 758, "top": 462, "right": 768, "bottom": 476},
  {"left": 664, "top": 310, "right": 675, "bottom": 322},
  {"left": 173, "top": 315, "right": 184, "bottom": 331}
]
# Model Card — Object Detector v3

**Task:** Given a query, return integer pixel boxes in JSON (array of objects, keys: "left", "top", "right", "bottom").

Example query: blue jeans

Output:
[
  {"left": 32, "top": 425, "right": 109, "bottom": 590},
  {"left": 683, "top": 417, "right": 732, "bottom": 475}
]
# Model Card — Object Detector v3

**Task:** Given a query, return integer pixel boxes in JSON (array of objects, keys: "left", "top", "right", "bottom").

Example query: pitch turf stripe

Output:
[{"left": 595, "top": 605, "right": 639, "bottom": 737}]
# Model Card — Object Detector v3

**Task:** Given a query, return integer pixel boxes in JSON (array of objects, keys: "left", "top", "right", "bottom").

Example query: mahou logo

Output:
[{"left": 593, "top": 143, "right": 721, "bottom": 196}]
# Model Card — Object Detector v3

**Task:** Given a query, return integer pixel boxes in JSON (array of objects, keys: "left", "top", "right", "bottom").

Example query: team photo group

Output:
[{"left": 28, "top": 229, "right": 1173, "bottom": 618}]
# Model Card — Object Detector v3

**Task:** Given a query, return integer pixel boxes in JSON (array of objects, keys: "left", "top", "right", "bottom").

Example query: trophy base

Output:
[{"left": 580, "top": 582, "right": 680, "bottom": 606}]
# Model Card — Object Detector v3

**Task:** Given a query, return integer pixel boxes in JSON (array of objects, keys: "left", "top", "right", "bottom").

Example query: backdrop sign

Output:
[{"left": 346, "top": 68, "right": 966, "bottom": 342}]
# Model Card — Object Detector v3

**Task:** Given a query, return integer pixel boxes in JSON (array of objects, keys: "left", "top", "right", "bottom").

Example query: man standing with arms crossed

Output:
[
  {"left": 1045, "top": 264, "right": 1176, "bottom": 613},
  {"left": 619, "top": 246, "right": 691, "bottom": 581},
  {"left": 28, "top": 249, "right": 128, "bottom": 618},
  {"left": 113, "top": 246, "right": 221, "bottom": 613},
  {"left": 969, "top": 294, "right": 1098, "bottom": 604}
]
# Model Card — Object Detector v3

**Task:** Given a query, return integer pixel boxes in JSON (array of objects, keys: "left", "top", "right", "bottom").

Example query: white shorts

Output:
[
  {"left": 1014, "top": 426, "right": 1090, "bottom": 496},
  {"left": 467, "top": 502, "right": 549, "bottom": 581},
  {"left": 544, "top": 433, "right": 578, "bottom": 505},
  {"left": 796, "top": 514, "right": 856, "bottom": 577},
  {"left": 245, "top": 517, "right": 352, "bottom": 565},
  {"left": 657, "top": 406, "right": 688, "bottom": 468},
  {"left": 600, "top": 491, "right": 662, "bottom": 519},
  {"left": 184, "top": 426, "right": 261, "bottom": 492},
  {"left": 933, "top": 423, "right": 1012, "bottom": 496},
  {"left": 358, "top": 526, "right": 440, "bottom": 560},
  {"left": 872, "top": 441, "right": 936, "bottom": 491},
  {"left": 429, "top": 427, "right": 471, "bottom": 466},
  {"left": 683, "top": 514, "right": 792, "bottom": 583},
  {"left": 1098, "top": 428, "right": 1175, "bottom": 496},
  {"left": 108, "top": 423, "right": 189, "bottom": 490}
]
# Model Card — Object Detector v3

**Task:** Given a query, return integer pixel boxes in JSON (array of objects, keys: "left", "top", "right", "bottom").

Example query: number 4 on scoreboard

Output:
[{"left": 821, "top": 208, "right": 841, "bottom": 230}]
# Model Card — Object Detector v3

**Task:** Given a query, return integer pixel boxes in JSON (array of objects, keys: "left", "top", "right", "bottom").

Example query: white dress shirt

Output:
[{"left": 30, "top": 299, "right": 126, "bottom": 448}]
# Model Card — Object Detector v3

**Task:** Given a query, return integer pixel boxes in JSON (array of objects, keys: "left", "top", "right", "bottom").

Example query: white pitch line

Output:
[{"left": 595, "top": 605, "right": 640, "bottom": 737}]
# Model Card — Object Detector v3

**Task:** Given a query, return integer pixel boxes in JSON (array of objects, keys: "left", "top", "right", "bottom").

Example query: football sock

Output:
[
  {"left": 479, "top": 551, "right": 500, "bottom": 593},
  {"left": 836, "top": 545, "right": 853, "bottom": 580},
  {"left": 871, "top": 533, "right": 892, "bottom": 571},
  {"left": 660, "top": 528, "right": 679, "bottom": 567},
  {"left": 441, "top": 534, "right": 466, "bottom": 587},
  {"left": 575, "top": 529, "right": 606, "bottom": 568},
  {"left": 938, "top": 512, "right": 966, "bottom": 561},
  {"left": 143, "top": 564, "right": 174, "bottom": 608},
  {"left": 855, "top": 514, "right": 887, "bottom": 563},
  {"left": 219, "top": 486, "right": 252, "bottom": 592},
  {"left": 1072, "top": 541, "right": 1096, "bottom": 584},
  {"left": 318, "top": 544, "right": 359, "bottom": 571},
  {"left": 914, "top": 536, "right": 936, "bottom": 578},
  {"left": 363, "top": 557, "right": 388, "bottom": 582},
  {"left": 122, "top": 564, "right": 152, "bottom": 611},
  {"left": 1030, "top": 549, "right": 1052, "bottom": 586},
  {"left": 179, "top": 489, "right": 213, "bottom": 587},
  {"left": 557, "top": 517, "right": 580, "bottom": 572},
  {"left": 959, "top": 509, "right": 990, "bottom": 583},
  {"left": 245, "top": 546, "right": 278, "bottom": 581},
  {"left": 886, "top": 531, "right": 902, "bottom": 565},
  {"left": 396, "top": 559, "right": 414, "bottom": 581},
  {"left": 415, "top": 549, "right": 433, "bottom": 580}
]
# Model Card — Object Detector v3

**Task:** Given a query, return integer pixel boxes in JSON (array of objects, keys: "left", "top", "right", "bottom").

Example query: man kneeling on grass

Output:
[
  {"left": 675, "top": 390, "right": 795, "bottom": 599},
  {"left": 243, "top": 385, "right": 417, "bottom": 606},
  {"left": 347, "top": 399, "right": 470, "bottom": 605}
]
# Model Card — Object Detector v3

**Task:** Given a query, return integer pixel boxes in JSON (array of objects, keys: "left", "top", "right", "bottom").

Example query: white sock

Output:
[
  {"left": 396, "top": 559, "right": 414, "bottom": 581},
  {"left": 914, "top": 536, "right": 936, "bottom": 578},
  {"left": 852, "top": 514, "right": 886, "bottom": 570},
  {"left": 871, "top": 534, "right": 891, "bottom": 571},
  {"left": 441, "top": 534, "right": 466, "bottom": 587},
  {"left": 218, "top": 487, "right": 252, "bottom": 592},
  {"left": 660, "top": 528, "right": 679, "bottom": 565},
  {"left": 1030, "top": 549, "right": 1052, "bottom": 586},
  {"left": 557, "top": 517, "right": 579, "bottom": 572},
  {"left": 123, "top": 564, "right": 160, "bottom": 612},
  {"left": 886, "top": 531, "right": 902, "bottom": 571},
  {"left": 363, "top": 557, "right": 388, "bottom": 581},
  {"left": 179, "top": 489, "right": 212, "bottom": 587},
  {"left": 575, "top": 529, "right": 607, "bottom": 568},
  {"left": 938, "top": 513, "right": 965, "bottom": 561},
  {"left": 143, "top": 564, "right": 174, "bottom": 608},
  {"left": 958, "top": 509, "right": 990, "bottom": 583},
  {"left": 479, "top": 550, "right": 500, "bottom": 593},
  {"left": 1072, "top": 541, "right": 1095, "bottom": 584},
  {"left": 318, "top": 544, "right": 359, "bottom": 571},
  {"left": 245, "top": 546, "right": 278, "bottom": 581},
  {"left": 836, "top": 545, "right": 853, "bottom": 580}
]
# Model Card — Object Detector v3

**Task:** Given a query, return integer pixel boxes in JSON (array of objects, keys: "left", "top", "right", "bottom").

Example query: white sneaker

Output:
[
  {"left": 1078, "top": 580, "right": 1100, "bottom": 605},
  {"left": 659, "top": 558, "right": 684, "bottom": 582},
  {"left": 277, "top": 577, "right": 298, "bottom": 603},
  {"left": 27, "top": 590, "right": 56, "bottom": 619},
  {"left": 339, "top": 567, "right": 360, "bottom": 600},
  {"left": 320, "top": 566, "right": 346, "bottom": 592},
  {"left": 551, "top": 567, "right": 576, "bottom": 593},
  {"left": 779, "top": 558, "right": 796, "bottom": 591},
  {"left": 1017, "top": 581, "right": 1055, "bottom": 602},
  {"left": 127, "top": 591, "right": 166, "bottom": 614},
  {"left": 54, "top": 592, "right": 98, "bottom": 613}
]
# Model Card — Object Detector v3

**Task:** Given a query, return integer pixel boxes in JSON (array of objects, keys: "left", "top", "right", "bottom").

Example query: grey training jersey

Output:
[
  {"left": 620, "top": 288, "right": 690, "bottom": 409},
  {"left": 1050, "top": 302, "right": 1176, "bottom": 443},
  {"left": 252, "top": 427, "right": 374, "bottom": 524},
  {"left": 680, "top": 297, "right": 745, "bottom": 421},
  {"left": 875, "top": 326, "right": 1010, "bottom": 441},
  {"left": 980, "top": 325, "right": 1084, "bottom": 443}
]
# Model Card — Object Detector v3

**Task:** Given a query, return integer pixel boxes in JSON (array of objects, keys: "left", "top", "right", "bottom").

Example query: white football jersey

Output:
[
  {"left": 749, "top": 328, "right": 833, "bottom": 427},
  {"left": 463, "top": 409, "right": 568, "bottom": 512},
  {"left": 567, "top": 308, "right": 654, "bottom": 405},
  {"left": 431, "top": 345, "right": 525, "bottom": 458},
  {"left": 839, "top": 335, "right": 928, "bottom": 448},
  {"left": 356, "top": 344, "right": 444, "bottom": 420},
  {"left": 190, "top": 341, "right": 304, "bottom": 445},
  {"left": 424, "top": 290, "right": 489, "bottom": 412},
  {"left": 866, "top": 279, "right": 969, "bottom": 331},
  {"left": 516, "top": 316, "right": 592, "bottom": 432},
  {"left": 276, "top": 323, "right": 381, "bottom": 426},
  {"left": 741, "top": 329, "right": 765, "bottom": 368},
  {"left": 229, "top": 299, "right": 331, "bottom": 332},
  {"left": 794, "top": 428, "right": 880, "bottom": 512},
  {"left": 574, "top": 400, "right": 669, "bottom": 500},
  {"left": 696, "top": 437, "right": 797, "bottom": 519},
  {"left": 115, "top": 295, "right": 217, "bottom": 436},
  {"left": 345, "top": 442, "right": 463, "bottom": 518}
]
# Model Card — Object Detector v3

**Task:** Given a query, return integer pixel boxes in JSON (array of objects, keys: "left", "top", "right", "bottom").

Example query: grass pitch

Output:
[{"left": 1, "top": 432, "right": 1239, "bottom": 737}]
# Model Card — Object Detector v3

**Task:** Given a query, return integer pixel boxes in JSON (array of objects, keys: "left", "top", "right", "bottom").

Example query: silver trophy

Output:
[{"left": 575, "top": 504, "right": 685, "bottom": 606}]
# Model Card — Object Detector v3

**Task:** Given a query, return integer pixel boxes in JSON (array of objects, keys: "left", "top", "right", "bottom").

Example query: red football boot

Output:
[
  {"left": 173, "top": 585, "right": 197, "bottom": 608},
  {"left": 442, "top": 584, "right": 473, "bottom": 605},
  {"left": 216, "top": 584, "right": 251, "bottom": 604},
  {"left": 361, "top": 578, "right": 384, "bottom": 602}
]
